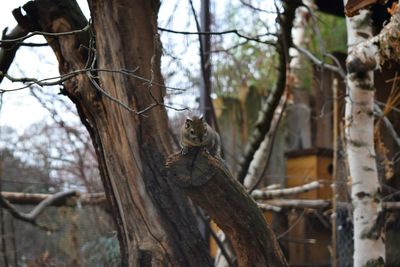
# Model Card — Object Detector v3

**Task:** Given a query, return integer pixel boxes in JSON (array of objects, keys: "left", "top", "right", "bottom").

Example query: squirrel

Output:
[{"left": 180, "top": 115, "right": 221, "bottom": 157}]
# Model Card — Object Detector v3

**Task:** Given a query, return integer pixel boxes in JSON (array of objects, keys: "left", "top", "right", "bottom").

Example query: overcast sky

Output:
[{"left": 0, "top": 1, "right": 91, "bottom": 132}]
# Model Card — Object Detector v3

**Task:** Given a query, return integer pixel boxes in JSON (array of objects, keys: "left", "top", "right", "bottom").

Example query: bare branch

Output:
[
  {"left": 1, "top": 191, "right": 106, "bottom": 206},
  {"left": 239, "top": 0, "right": 278, "bottom": 14},
  {"left": 252, "top": 181, "right": 321, "bottom": 200},
  {"left": 374, "top": 103, "right": 400, "bottom": 147},
  {"left": 19, "top": 42, "right": 48, "bottom": 47},
  {"left": 260, "top": 199, "right": 400, "bottom": 211},
  {"left": 196, "top": 208, "right": 236, "bottom": 267},
  {"left": 158, "top": 27, "right": 276, "bottom": 46},
  {"left": 0, "top": 67, "right": 189, "bottom": 115},
  {"left": 0, "top": 190, "right": 77, "bottom": 230},
  {"left": 383, "top": 201, "right": 400, "bottom": 210},
  {"left": 257, "top": 203, "right": 283, "bottom": 212},
  {"left": 294, "top": 44, "right": 346, "bottom": 78},
  {"left": 0, "top": 24, "right": 91, "bottom": 44},
  {"left": 259, "top": 199, "right": 331, "bottom": 210}
]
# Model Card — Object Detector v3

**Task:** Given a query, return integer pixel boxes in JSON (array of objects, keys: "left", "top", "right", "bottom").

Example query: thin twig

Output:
[
  {"left": 374, "top": 103, "right": 400, "bottom": 147},
  {"left": 0, "top": 24, "right": 91, "bottom": 44},
  {"left": 0, "top": 68, "right": 188, "bottom": 92},
  {"left": 277, "top": 210, "right": 306, "bottom": 239},
  {"left": 196, "top": 208, "right": 236, "bottom": 267},
  {"left": 294, "top": 44, "right": 346, "bottom": 78},
  {"left": 158, "top": 27, "right": 276, "bottom": 46},
  {"left": 239, "top": 0, "right": 278, "bottom": 13}
]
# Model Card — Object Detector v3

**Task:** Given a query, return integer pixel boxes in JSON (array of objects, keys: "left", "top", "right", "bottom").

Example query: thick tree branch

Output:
[
  {"left": 236, "top": 0, "right": 301, "bottom": 183},
  {"left": 1, "top": 191, "right": 106, "bottom": 206},
  {"left": 166, "top": 149, "right": 288, "bottom": 267},
  {"left": 0, "top": 25, "right": 28, "bottom": 84},
  {"left": 0, "top": 190, "right": 77, "bottom": 230}
]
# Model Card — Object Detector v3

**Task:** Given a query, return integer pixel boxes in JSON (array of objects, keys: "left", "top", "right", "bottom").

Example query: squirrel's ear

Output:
[
  {"left": 199, "top": 114, "right": 204, "bottom": 121},
  {"left": 185, "top": 117, "right": 192, "bottom": 123}
]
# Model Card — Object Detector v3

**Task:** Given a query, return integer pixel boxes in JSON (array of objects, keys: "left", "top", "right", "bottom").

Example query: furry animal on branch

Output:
[{"left": 180, "top": 115, "right": 221, "bottom": 157}]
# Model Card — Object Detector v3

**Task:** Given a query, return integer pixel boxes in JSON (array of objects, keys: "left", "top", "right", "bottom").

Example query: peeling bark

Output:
[{"left": 347, "top": 4, "right": 400, "bottom": 73}]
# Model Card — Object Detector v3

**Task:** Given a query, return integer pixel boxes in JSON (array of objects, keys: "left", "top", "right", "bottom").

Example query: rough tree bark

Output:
[
  {"left": 17, "top": 0, "right": 213, "bottom": 266},
  {"left": 343, "top": 3, "right": 385, "bottom": 267},
  {"left": 166, "top": 150, "right": 288, "bottom": 267}
]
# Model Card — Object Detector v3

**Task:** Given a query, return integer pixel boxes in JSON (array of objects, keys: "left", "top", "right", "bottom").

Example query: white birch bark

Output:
[
  {"left": 286, "top": 0, "right": 315, "bottom": 150},
  {"left": 344, "top": 5, "right": 385, "bottom": 267},
  {"left": 347, "top": 4, "right": 400, "bottom": 73},
  {"left": 243, "top": 99, "right": 284, "bottom": 189},
  {"left": 251, "top": 181, "right": 320, "bottom": 200}
]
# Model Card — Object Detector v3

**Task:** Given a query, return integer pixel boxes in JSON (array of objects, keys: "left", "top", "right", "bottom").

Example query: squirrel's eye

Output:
[
  {"left": 190, "top": 129, "right": 195, "bottom": 135},
  {"left": 185, "top": 123, "right": 190, "bottom": 129}
]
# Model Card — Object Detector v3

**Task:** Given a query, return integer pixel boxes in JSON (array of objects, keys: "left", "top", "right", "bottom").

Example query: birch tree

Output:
[
  {"left": 343, "top": 3, "right": 385, "bottom": 266},
  {"left": 286, "top": 0, "right": 315, "bottom": 150}
]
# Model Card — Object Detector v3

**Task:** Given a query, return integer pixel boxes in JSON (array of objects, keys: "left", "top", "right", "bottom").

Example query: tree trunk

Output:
[
  {"left": 286, "top": 0, "right": 314, "bottom": 150},
  {"left": 343, "top": 4, "right": 385, "bottom": 267},
  {"left": 22, "top": 0, "right": 213, "bottom": 266}
]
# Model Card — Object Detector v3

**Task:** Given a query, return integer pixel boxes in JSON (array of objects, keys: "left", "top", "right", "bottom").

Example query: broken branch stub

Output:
[{"left": 166, "top": 149, "right": 288, "bottom": 267}]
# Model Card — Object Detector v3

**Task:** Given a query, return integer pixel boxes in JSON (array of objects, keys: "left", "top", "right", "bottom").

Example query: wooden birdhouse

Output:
[{"left": 286, "top": 148, "right": 333, "bottom": 199}]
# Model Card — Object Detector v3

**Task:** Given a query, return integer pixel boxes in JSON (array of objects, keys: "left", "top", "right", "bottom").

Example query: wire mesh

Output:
[{"left": 335, "top": 204, "right": 353, "bottom": 267}]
